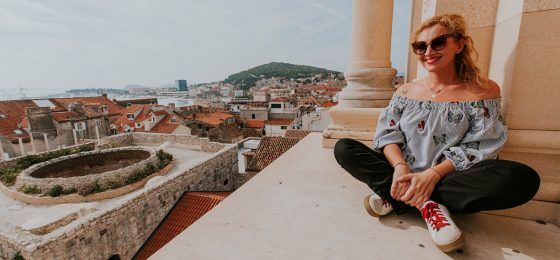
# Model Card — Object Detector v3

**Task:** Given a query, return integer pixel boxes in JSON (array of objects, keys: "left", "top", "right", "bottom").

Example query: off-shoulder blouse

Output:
[{"left": 373, "top": 93, "right": 507, "bottom": 172}]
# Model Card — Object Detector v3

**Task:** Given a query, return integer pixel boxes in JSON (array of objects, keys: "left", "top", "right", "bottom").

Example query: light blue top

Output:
[{"left": 373, "top": 93, "right": 507, "bottom": 172}]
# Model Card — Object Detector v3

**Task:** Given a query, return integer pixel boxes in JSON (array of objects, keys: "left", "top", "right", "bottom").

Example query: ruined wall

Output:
[{"left": 0, "top": 135, "right": 237, "bottom": 260}]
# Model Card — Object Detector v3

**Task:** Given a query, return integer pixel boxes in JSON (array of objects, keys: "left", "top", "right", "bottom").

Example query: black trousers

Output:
[{"left": 334, "top": 138, "right": 540, "bottom": 214}]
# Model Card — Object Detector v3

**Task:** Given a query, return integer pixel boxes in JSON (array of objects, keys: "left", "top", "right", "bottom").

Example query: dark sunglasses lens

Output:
[
  {"left": 431, "top": 36, "right": 448, "bottom": 51},
  {"left": 412, "top": 42, "right": 427, "bottom": 54}
]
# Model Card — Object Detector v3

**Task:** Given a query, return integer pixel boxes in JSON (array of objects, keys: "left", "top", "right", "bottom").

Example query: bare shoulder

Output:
[
  {"left": 481, "top": 79, "right": 501, "bottom": 99},
  {"left": 396, "top": 81, "right": 421, "bottom": 96}
]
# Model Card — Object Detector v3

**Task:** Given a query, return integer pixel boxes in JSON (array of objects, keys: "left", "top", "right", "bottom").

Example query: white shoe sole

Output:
[{"left": 435, "top": 232, "right": 464, "bottom": 252}]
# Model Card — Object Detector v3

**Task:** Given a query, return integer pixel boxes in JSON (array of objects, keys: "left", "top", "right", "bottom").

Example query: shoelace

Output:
[
  {"left": 381, "top": 199, "right": 390, "bottom": 208},
  {"left": 421, "top": 202, "right": 450, "bottom": 231}
]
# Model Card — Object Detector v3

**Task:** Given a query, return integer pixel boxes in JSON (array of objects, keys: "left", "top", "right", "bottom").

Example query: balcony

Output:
[{"left": 151, "top": 133, "right": 560, "bottom": 259}]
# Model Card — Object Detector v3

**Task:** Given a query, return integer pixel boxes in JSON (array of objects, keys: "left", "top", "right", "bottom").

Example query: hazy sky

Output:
[{"left": 0, "top": 0, "right": 411, "bottom": 90}]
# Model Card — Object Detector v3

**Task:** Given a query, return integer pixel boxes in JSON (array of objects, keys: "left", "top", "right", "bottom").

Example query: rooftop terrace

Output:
[{"left": 152, "top": 133, "right": 560, "bottom": 259}]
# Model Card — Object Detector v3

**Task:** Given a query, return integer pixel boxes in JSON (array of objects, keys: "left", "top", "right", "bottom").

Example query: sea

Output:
[{"left": 0, "top": 87, "right": 194, "bottom": 106}]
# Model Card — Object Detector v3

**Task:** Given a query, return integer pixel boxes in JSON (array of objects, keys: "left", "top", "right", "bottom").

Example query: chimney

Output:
[
  {"left": 168, "top": 102, "right": 176, "bottom": 111},
  {"left": 69, "top": 102, "right": 84, "bottom": 112},
  {"left": 102, "top": 93, "right": 108, "bottom": 98}
]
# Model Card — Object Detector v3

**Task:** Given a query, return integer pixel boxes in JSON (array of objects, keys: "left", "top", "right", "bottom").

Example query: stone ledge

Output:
[
  {"left": 0, "top": 163, "right": 174, "bottom": 205},
  {"left": 151, "top": 133, "right": 560, "bottom": 260}
]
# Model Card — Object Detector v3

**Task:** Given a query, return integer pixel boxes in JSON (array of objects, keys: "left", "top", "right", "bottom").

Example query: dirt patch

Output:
[{"left": 31, "top": 150, "right": 150, "bottom": 178}]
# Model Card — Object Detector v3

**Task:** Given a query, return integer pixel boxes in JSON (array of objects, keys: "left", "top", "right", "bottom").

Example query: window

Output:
[
  {"left": 281, "top": 126, "right": 287, "bottom": 130},
  {"left": 271, "top": 104, "right": 282, "bottom": 109},
  {"left": 126, "top": 103, "right": 132, "bottom": 107},
  {"left": 251, "top": 114, "right": 256, "bottom": 119},
  {"left": 127, "top": 113, "right": 134, "bottom": 120},
  {"left": 170, "top": 117, "right": 176, "bottom": 122},
  {"left": 14, "top": 129, "right": 23, "bottom": 135},
  {"left": 96, "top": 120, "right": 102, "bottom": 126},
  {"left": 198, "top": 123, "right": 202, "bottom": 129},
  {"left": 152, "top": 116, "right": 156, "bottom": 122},
  {"left": 136, "top": 123, "right": 141, "bottom": 128},
  {"left": 206, "top": 127, "right": 210, "bottom": 131}
]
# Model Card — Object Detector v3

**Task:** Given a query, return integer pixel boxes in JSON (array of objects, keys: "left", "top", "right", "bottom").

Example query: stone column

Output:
[
  {"left": 323, "top": 0, "right": 397, "bottom": 147},
  {"left": 95, "top": 125, "right": 101, "bottom": 144},
  {"left": 44, "top": 133, "right": 50, "bottom": 152},
  {"left": 18, "top": 138, "right": 25, "bottom": 156},
  {"left": 73, "top": 129, "right": 79, "bottom": 147},
  {"left": 29, "top": 133, "right": 37, "bottom": 154},
  {"left": 0, "top": 140, "right": 4, "bottom": 160}
]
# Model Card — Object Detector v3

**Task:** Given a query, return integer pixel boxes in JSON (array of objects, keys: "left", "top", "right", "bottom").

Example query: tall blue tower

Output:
[{"left": 175, "top": 80, "right": 188, "bottom": 91}]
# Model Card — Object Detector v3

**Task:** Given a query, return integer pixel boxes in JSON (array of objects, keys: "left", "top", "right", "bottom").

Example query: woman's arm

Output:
[
  {"left": 395, "top": 160, "right": 454, "bottom": 209},
  {"left": 383, "top": 144, "right": 412, "bottom": 200}
]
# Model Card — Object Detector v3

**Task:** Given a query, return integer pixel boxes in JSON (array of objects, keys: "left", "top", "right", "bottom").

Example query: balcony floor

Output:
[{"left": 151, "top": 133, "right": 560, "bottom": 259}]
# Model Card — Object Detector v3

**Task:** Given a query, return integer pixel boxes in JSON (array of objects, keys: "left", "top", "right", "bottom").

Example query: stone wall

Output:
[
  {"left": 15, "top": 147, "right": 157, "bottom": 194},
  {"left": 0, "top": 134, "right": 237, "bottom": 260}
]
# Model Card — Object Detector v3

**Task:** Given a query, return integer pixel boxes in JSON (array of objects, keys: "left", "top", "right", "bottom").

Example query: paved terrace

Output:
[
  {"left": 153, "top": 133, "right": 560, "bottom": 259},
  {"left": 0, "top": 144, "right": 212, "bottom": 237}
]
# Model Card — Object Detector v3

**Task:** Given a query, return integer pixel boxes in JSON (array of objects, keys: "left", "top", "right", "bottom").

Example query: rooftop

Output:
[
  {"left": 152, "top": 133, "right": 560, "bottom": 259},
  {"left": 134, "top": 192, "right": 231, "bottom": 259}
]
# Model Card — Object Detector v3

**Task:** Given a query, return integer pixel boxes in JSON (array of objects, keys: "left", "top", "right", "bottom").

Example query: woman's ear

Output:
[{"left": 456, "top": 38, "right": 465, "bottom": 54}]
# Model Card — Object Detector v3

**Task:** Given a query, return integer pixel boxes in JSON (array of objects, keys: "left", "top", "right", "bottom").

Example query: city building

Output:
[{"left": 175, "top": 79, "right": 188, "bottom": 91}]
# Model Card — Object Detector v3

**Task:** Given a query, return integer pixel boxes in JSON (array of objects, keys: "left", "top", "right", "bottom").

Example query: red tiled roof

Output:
[
  {"left": 51, "top": 111, "right": 84, "bottom": 122},
  {"left": 150, "top": 122, "right": 180, "bottom": 134},
  {"left": 193, "top": 112, "right": 234, "bottom": 127},
  {"left": 266, "top": 119, "right": 294, "bottom": 126},
  {"left": 152, "top": 110, "right": 168, "bottom": 116},
  {"left": 0, "top": 100, "right": 38, "bottom": 141},
  {"left": 134, "top": 192, "right": 231, "bottom": 260},
  {"left": 246, "top": 136, "right": 300, "bottom": 171},
  {"left": 246, "top": 119, "right": 265, "bottom": 129},
  {"left": 284, "top": 130, "right": 312, "bottom": 139},
  {"left": 320, "top": 101, "right": 338, "bottom": 108},
  {"left": 270, "top": 97, "right": 291, "bottom": 102},
  {"left": 49, "top": 96, "right": 124, "bottom": 117}
]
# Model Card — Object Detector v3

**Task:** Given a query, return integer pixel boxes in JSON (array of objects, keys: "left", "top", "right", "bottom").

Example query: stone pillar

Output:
[
  {"left": 73, "top": 129, "right": 79, "bottom": 147},
  {"left": 0, "top": 140, "right": 4, "bottom": 160},
  {"left": 44, "top": 133, "right": 50, "bottom": 152},
  {"left": 323, "top": 0, "right": 397, "bottom": 148},
  {"left": 18, "top": 138, "right": 25, "bottom": 156},
  {"left": 29, "top": 132, "right": 37, "bottom": 154},
  {"left": 95, "top": 125, "right": 101, "bottom": 144}
]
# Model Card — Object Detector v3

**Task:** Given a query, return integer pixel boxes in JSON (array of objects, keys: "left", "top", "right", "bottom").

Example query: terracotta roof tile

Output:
[
  {"left": 0, "top": 100, "right": 38, "bottom": 141},
  {"left": 193, "top": 112, "right": 234, "bottom": 127},
  {"left": 246, "top": 136, "right": 300, "bottom": 172},
  {"left": 49, "top": 96, "right": 124, "bottom": 117},
  {"left": 246, "top": 119, "right": 265, "bottom": 129},
  {"left": 320, "top": 101, "right": 338, "bottom": 108},
  {"left": 284, "top": 130, "right": 312, "bottom": 139},
  {"left": 270, "top": 97, "right": 291, "bottom": 102},
  {"left": 134, "top": 192, "right": 231, "bottom": 260},
  {"left": 265, "top": 119, "right": 294, "bottom": 126}
]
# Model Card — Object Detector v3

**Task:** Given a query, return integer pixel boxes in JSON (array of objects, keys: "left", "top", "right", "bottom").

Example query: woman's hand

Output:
[
  {"left": 395, "top": 170, "right": 440, "bottom": 209},
  {"left": 390, "top": 165, "right": 411, "bottom": 200}
]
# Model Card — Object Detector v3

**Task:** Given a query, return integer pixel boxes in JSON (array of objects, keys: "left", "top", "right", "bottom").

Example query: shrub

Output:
[
  {"left": 77, "top": 183, "right": 95, "bottom": 196},
  {"left": 47, "top": 185, "right": 64, "bottom": 197},
  {"left": 156, "top": 150, "right": 173, "bottom": 162},
  {"left": 12, "top": 251, "right": 24, "bottom": 260},
  {"left": 0, "top": 168, "right": 21, "bottom": 186},
  {"left": 18, "top": 185, "right": 42, "bottom": 195},
  {"left": 77, "top": 144, "right": 95, "bottom": 153}
]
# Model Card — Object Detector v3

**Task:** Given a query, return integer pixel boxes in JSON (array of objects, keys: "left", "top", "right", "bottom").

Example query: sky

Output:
[{"left": 0, "top": 0, "right": 411, "bottom": 90}]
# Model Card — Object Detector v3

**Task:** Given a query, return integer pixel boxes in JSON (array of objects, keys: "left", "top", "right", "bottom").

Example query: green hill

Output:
[{"left": 224, "top": 62, "right": 342, "bottom": 90}]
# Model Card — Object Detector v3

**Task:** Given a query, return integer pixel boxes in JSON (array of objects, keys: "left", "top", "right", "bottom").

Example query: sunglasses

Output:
[{"left": 411, "top": 33, "right": 460, "bottom": 55}]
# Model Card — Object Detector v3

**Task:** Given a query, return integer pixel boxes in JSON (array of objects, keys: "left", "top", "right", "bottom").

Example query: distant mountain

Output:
[{"left": 224, "top": 62, "right": 342, "bottom": 90}]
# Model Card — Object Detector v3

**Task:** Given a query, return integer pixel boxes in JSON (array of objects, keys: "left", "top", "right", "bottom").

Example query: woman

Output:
[{"left": 333, "top": 14, "right": 539, "bottom": 252}]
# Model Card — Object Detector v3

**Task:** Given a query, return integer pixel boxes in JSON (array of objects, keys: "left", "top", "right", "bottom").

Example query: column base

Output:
[{"left": 322, "top": 106, "right": 384, "bottom": 148}]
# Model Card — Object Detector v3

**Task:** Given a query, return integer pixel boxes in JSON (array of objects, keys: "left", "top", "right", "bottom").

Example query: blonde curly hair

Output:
[{"left": 413, "top": 13, "right": 486, "bottom": 90}]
